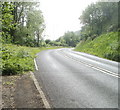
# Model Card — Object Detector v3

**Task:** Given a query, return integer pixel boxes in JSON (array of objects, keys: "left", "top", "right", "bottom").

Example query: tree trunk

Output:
[{"left": 37, "top": 30, "right": 40, "bottom": 47}]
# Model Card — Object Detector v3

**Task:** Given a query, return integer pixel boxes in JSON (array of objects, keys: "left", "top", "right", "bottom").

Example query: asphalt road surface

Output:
[{"left": 34, "top": 48, "right": 119, "bottom": 108}]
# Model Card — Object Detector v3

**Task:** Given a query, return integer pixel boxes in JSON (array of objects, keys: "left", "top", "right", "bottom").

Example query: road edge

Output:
[{"left": 30, "top": 71, "right": 51, "bottom": 108}]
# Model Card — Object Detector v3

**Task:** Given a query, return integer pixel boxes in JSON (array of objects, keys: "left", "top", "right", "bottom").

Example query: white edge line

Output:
[
  {"left": 34, "top": 58, "right": 38, "bottom": 70},
  {"left": 30, "top": 71, "right": 51, "bottom": 108}
]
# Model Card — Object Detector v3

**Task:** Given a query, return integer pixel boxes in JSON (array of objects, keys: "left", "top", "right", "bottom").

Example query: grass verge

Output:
[
  {"left": 75, "top": 32, "right": 119, "bottom": 62},
  {"left": 1, "top": 44, "right": 61, "bottom": 75}
]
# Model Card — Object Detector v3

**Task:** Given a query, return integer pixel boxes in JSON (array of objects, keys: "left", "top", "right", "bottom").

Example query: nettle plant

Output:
[{"left": 2, "top": 45, "right": 34, "bottom": 75}]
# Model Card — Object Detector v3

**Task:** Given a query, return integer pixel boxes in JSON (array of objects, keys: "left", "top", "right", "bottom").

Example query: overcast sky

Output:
[{"left": 39, "top": 0, "right": 98, "bottom": 40}]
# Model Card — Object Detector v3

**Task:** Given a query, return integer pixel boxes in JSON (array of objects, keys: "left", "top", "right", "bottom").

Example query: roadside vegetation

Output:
[
  {"left": 52, "top": 2, "right": 119, "bottom": 63},
  {"left": 75, "top": 32, "right": 120, "bottom": 62},
  {"left": 2, "top": 44, "right": 40, "bottom": 75},
  {"left": 2, "top": 44, "right": 60, "bottom": 75},
  {"left": 1, "top": 2, "right": 45, "bottom": 75},
  {"left": 1, "top": 2, "right": 61, "bottom": 75},
  {"left": 75, "top": 2, "right": 120, "bottom": 62},
  {"left": 1, "top": 1, "right": 119, "bottom": 75},
  {"left": 73, "top": 2, "right": 119, "bottom": 62}
]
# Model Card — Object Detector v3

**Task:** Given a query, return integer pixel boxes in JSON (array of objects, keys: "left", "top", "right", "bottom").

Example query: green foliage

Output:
[
  {"left": 2, "top": 44, "right": 39, "bottom": 75},
  {"left": 1, "top": 2, "right": 15, "bottom": 43},
  {"left": 56, "top": 31, "right": 81, "bottom": 47},
  {"left": 44, "top": 39, "right": 66, "bottom": 47},
  {"left": 45, "top": 39, "right": 51, "bottom": 44},
  {"left": 79, "top": 2, "right": 118, "bottom": 41},
  {"left": 1, "top": 2, "right": 45, "bottom": 47},
  {"left": 1, "top": 44, "right": 62, "bottom": 75},
  {"left": 75, "top": 32, "right": 120, "bottom": 62},
  {"left": 75, "top": 2, "right": 119, "bottom": 62}
]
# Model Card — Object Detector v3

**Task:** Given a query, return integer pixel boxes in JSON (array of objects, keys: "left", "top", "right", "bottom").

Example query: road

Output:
[{"left": 34, "top": 48, "right": 119, "bottom": 108}]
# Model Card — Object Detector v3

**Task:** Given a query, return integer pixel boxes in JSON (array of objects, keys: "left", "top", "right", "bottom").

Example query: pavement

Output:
[
  {"left": 34, "top": 48, "right": 119, "bottom": 108},
  {"left": 2, "top": 72, "right": 45, "bottom": 109}
]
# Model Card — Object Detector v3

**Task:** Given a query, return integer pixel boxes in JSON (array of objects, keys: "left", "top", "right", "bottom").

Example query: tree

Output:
[
  {"left": 1, "top": 2, "right": 15, "bottom": 43},
  {"left": 1, "top": 2, "right": 45, "bottom": 47},
  {"left": 79, "top": 2, "right": 118, "bottom": 41},
  {"left": 25, "top": 9, "right": 45, "bottom": 46},
  {"left": 56, "top": 31, "right": 81, "bottom": 47},
  {"left": 45, "top": 39, "right": 51, "bottom": 44}
]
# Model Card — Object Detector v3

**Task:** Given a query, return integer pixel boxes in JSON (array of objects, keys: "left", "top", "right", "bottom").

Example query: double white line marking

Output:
[{"left": 59, "top": 51, "right": 120, "bottom": 78}]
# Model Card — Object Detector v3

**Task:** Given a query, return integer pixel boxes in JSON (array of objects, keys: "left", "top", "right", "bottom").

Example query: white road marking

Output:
[
  {"left": 30, "top": 72, "right": 51, "bottom": 108},
  {"left": 34, "top": 58, "right": 38, "bottom": 70},
  {"left": 59, "top": 51, "right": 119, "bottom": 78}
]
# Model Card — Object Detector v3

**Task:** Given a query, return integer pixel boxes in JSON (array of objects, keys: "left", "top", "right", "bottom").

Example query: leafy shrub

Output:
[
  {"left": 16, "top": 49, "right": 30, "bottom": 58},
  {"left": 104, "top": 52, "right": 120, "bottom": 62},
  {"left": 1, "top": 44, "right": 62, "bottom": 75},
  {"left": 2, "top": 44, "right": 39, "bottom": 75}
]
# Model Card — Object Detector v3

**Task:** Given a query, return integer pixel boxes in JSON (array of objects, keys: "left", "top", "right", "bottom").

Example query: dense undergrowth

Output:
[
  {"left": 1, "top": 44, "right": 60, "bottom": 75},
  {"left": 75, "top": 32, "right": 120, "bottom": 62}
]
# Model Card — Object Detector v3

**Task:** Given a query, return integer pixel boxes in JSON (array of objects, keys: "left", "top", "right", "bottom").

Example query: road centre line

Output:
[{"left": 59, "top": 51, "right": 119, "bottom": 78}]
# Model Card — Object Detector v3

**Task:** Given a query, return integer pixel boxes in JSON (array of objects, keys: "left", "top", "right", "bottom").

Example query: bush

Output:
[
  {"left": 104, "top": 52, "right": 120, "bottom": 62},
  {"left": 1, "top": 44, "right": 62, "bottom": 76},
  {"left": 2, "top": 44, "right": 39, "bottom": 75}
]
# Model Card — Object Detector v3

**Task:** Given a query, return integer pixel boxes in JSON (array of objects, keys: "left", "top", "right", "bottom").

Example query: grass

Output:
[
  {"left": 1, "top": 44, "right": 62, "bottom": 75},
  {"left": 75, "top": 32, "right": 119, "bottom": 62}
]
